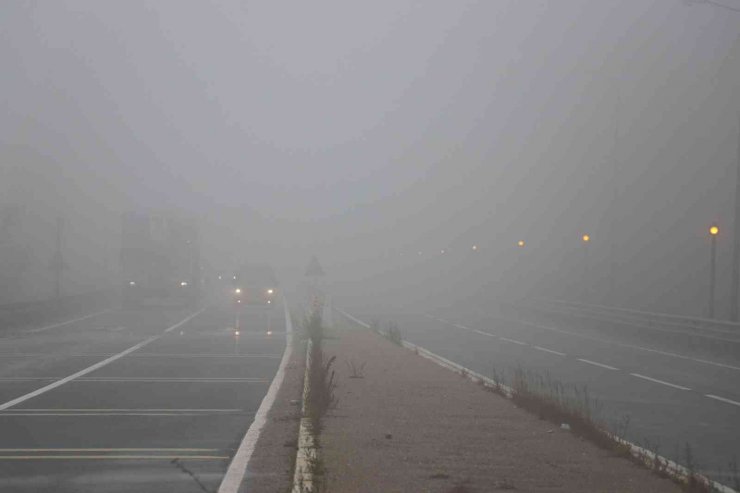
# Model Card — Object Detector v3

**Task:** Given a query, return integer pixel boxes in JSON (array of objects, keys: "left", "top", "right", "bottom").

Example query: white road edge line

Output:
[
  {"left": 217, "top": 297, "right": 293, "bottom": 493},
  {"left": 533, "top": 346, "right": 566, "bottom": 356},
  {"left": 473, "top": 329, "right": 495, "bottom": 337},
  {"left": 577, "top": 358, "right": 619, "bottom": 371},
  {"left": 705, "top": 394, "right": 740, "bottom": 407},
  {"left": 630, "top": 373, "right": 691, "bottom": 391},
  {"left": 27, "top": 310, "right": 112, "bottom": 333},
  {"left": 0, "top": 308, "right": 206, "bottom": 411}
]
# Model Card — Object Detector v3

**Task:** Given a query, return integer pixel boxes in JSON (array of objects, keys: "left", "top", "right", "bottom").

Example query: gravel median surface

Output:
[{"left": 319, "top": 323, "right": 682, "bottom": 493}]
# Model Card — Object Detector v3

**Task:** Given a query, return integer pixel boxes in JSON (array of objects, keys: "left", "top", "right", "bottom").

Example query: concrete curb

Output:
[
  {"left": 335, "top": 308, "right": 738, "bottom": 493},
  {"left": 291, "top": 338, "right": 318, "bottom": 492}
]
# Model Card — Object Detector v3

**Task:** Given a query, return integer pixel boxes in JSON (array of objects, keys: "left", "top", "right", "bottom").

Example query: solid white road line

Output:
[
  {"left": 217, "top": 298, "right": 294, "bottom": 493},
  {"left": 629, "top": 373, "right": 691, "bottom": 391},
  {"left": 0, "top": 308, "right": 206, "bottom": 411},
  {"left": 473, "top": 329, "right": 495, "bottom": 337},
  {"left": 705, "top": 394, "right": 740, "bottom": 407},
  {"left": 533, "top": 346, "right": 566, "bottom": 356},
  {"left": 27, "top": 310, "right": 112, "bottom": 333},
  {"left": 577, "top": 358, "right": 619, "bottom": 370},
  {"left": 500, "top": 337, "right": 527, "bottom": 346}
]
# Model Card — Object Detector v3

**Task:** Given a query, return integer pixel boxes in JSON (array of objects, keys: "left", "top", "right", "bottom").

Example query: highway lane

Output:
[
  {"left": 0, "top": 302, "right": 286, "bottom": 493},
  {"left": 351, "top": 307, "right": 740, "bottom": 487}
]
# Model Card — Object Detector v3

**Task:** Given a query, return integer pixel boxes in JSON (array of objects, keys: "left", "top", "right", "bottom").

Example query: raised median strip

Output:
[{"left": 332, "top": 308, "right": 736, "bottom": 493}]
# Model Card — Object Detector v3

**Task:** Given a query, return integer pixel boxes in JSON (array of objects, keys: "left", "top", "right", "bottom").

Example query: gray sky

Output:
[{"left": 2, "top": 1, "right": 739, "bottom": 313}]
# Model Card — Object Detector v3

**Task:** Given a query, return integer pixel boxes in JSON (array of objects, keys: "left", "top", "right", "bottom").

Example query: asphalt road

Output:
[
  {"left": 0, "top": 301, "right": 286, "bottom": 493},
  {"left": 351, "top": 304, "right": 740, "bottom": 487}
]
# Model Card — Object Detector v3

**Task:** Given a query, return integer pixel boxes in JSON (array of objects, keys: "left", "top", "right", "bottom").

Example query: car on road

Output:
[{"left": 231, "top": 263, "right": 279, "bottom": 307}]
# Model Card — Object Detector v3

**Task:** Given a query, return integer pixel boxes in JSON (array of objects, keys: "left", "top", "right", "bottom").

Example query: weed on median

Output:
[
  {"left": 386, "top": 322, "right": 402, "bottom": 345},
  {"left": 490, "top": 366, "right": 722, "bottom": 493},
  {"left": 293, "top": 303, "right": 338, "bottom": 493},
  {"left": 346, "top": 358, "right": 366, "bottom": 378}
]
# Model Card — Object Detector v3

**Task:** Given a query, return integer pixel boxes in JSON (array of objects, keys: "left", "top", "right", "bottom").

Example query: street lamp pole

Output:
[
  {"left": 709, "top": 224, "right": 719, "bottom": 319},
  {"left": 582, "top": 234, "right": 591, "bottom": 301},
  {"left": 730, "top": 115, "right": 740, "bottom": 321},
  {"left": 517, "top": 240, "right": 525, "bottom": 293}
]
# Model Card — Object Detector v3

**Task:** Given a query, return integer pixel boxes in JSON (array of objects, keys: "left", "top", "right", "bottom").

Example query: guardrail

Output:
[{"left": 0, "top": 290, "right": 116, "bottom": 331}]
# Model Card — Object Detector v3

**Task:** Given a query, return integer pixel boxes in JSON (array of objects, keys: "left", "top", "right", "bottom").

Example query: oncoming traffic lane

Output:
[{"left": 0, "top": 303, "right": 286, "bottom": 493}]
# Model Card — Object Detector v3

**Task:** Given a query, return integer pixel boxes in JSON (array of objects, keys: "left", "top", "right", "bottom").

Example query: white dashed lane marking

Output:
[
  {"left": 630, "top": 373, "right": 691, "bottom": 391},
  {"left": 576, "top": 359, "right": 619, "bottom": 371},
  {"left": 500, "top": 337, "right": 527, "bottom": 346},
  {"left": 533, "top": 346, "right": 566, "bottom": 356},
  {"left": 434, "top": 315, "right": 740, "bottom": 407}
]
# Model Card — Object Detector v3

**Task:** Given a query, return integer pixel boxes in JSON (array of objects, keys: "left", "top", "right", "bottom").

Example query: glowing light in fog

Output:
[
  {"left": 234, "top": 330, "right": 240, "bottom": 336},
  {"left": 267, "top": 330, "right": 272, "bottom": 336},
  {"left": 235, "top": 288, "right": 241, "bottom": 294}
]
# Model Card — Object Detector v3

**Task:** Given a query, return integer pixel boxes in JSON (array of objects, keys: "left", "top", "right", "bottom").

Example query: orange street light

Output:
[
  {"left": 517, "top": 240, "right": 525, "bottom": 248},
  {"left": 709, "top": 223, "right": 719, "bottom": 318},
  {"left": 582, "top": 234, "right": 591, "bottom": 243}
]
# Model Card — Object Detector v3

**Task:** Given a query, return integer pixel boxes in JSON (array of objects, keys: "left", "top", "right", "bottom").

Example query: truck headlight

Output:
[{"left": 267, "top": 289, "right": 274, "bottom": 295}]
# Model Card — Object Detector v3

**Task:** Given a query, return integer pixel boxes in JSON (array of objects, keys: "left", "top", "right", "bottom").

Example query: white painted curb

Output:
[
  {"left": 217, "top": 298, "right": 294, "bottom": 493},
  {"left": 335, "top": 308, "right": 738, "bottom": 493},
  {"left": 291, "top": 338, "right": 318, "bottom": 492}
]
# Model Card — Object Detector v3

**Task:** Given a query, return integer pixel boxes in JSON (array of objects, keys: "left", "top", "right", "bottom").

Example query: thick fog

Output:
[{"left": 2, "top": 0, "right": 739, "bottom": 316}]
